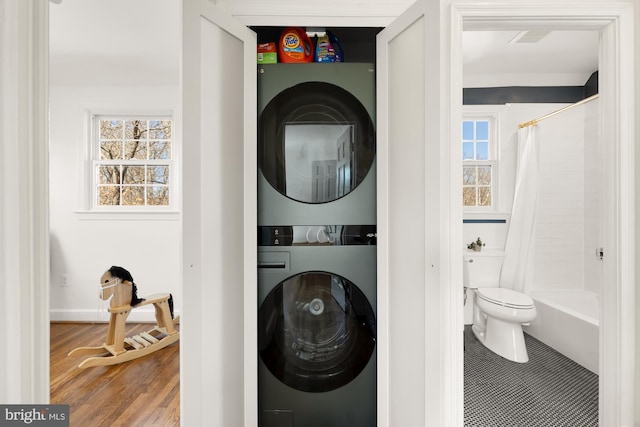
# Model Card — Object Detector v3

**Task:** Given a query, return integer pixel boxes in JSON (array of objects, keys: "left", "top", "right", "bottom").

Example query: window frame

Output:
[
  {"left": 462, "top": 112, "right": 499, "bottom": 213},
  {"left": 83, "top": 111, "right": 179, "bottom": 215}
]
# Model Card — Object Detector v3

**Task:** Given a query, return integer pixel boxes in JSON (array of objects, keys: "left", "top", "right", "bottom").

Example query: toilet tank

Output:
[{"left": 463, "top": 250, "right": 505, "bottom": 288}]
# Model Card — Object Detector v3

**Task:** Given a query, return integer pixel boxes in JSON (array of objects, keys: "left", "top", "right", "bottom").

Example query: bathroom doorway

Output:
[{"left": 456, "top": 5, "right": 635, "bottom": 425}]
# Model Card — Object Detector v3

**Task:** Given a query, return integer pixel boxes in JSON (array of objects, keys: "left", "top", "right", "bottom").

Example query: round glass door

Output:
[
  {"left": 259, "top": 82, "right": 375, "bottom": 204},
  {"left": 258, "top": 272, "right": 376, "bottom": 392}
]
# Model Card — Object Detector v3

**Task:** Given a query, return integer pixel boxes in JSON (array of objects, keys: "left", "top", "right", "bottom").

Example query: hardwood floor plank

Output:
[{"left": 50, "top": 322, "right": 180, "bottom": 426}]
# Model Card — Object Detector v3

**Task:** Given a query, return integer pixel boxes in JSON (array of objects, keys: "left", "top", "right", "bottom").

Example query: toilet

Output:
[{"left": 464, "top": 251, "right": 536, "bottom": 363}]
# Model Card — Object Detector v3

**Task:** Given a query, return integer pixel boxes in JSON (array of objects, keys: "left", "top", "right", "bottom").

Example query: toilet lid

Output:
[{"left": 476, "top": 288, "right": 534, "bottom": 309}]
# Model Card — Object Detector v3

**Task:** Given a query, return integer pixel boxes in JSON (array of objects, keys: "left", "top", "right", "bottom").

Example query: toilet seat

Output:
[{"left": 476, "top": 288, "right": 534, "bottom": 309}]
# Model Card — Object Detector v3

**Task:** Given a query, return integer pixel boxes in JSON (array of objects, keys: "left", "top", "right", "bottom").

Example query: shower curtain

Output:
[{"left": 499, "top": 125, "right": 539, "bottom": 294}]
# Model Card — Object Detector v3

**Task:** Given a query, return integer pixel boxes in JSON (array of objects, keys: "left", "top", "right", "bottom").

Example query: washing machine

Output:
[
  {"left": 258, "top": 62, "right": 376, "bottom": 227},
  {"left": 258, "top": 62, "right": 377, "bottom": 426},
  {"left": 258, "top": 238, "right": 376, "bottom": 427}
]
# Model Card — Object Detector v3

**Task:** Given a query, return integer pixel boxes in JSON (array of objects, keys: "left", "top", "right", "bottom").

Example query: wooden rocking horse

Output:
[{"left": 68, "top": 266, "right": 180, "bottom": 369}]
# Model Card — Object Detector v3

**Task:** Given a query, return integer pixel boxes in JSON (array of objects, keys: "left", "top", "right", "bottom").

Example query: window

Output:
[
  {"left": 462, "top": 116, "right": 497, "bottom": 209},
  {"left": 92, "top": 116, "right": 173, "bottom": 209}
]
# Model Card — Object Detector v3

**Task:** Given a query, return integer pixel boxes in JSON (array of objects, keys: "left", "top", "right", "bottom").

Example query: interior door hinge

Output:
[{"left": 596, "top": 247, "right": 604, "bottom": 260}]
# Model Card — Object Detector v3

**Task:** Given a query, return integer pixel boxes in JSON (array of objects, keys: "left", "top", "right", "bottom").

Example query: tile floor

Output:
[{"left": 464, "top": 326, "right": 598, "bottom": 426}]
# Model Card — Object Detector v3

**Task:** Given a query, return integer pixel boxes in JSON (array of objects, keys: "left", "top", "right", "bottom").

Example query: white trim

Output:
[
  {"left": 451, "top": 2, "right": 636, "bottom": 426},
  {"left": 375, "top": 17, "right": 391, "bottom": 427},
  {"left": 0, "top": 0, "right": 50, "bottom": 404},
  {"left": 228, "top": 1, "right": 413, "bottom": 27},
  {"left": 449, "top": 7, "right": 466, "bottom": 426},
  {"left": 74, "top": 210, "right": 180, "bottom": 221}
]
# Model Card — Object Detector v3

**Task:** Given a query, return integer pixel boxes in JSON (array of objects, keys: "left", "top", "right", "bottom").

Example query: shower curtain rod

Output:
[{"left": 518, "top": 93, "right": 600, "bottom": 129}]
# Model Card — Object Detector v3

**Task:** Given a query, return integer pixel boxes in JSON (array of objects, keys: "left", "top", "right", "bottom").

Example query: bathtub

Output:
[{"left": 524, "top": 290, "right": 599, "bottom": 374}]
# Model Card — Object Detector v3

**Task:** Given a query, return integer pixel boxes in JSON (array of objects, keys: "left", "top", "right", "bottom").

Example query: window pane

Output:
[
  {"left": 125, "top": 120, "right": 148, "bottom": 140},
  {"left": 122, "top": 186, "right": 145, "bottom": 205},
  {"left": 100, "top": 141, "right": 122, "bottom": 160},
  {"left": 462, "top": 142, "right": 474, "bottom": 160},
  {"left": 478, "top": 166, "right": 491, "bottom": 185},
  {"left": 98, "top": 186, "right": 120, "bottom": 206},
  {"left": 462, "top": 121, "right": 474, "bottom": 140},
  {"left": 147, "top": 186, "right": 169, "bottom": 206},
  {"left": 98, "top": 165, "right": 121, "bottom": 184},
  {"left": 463, "top": 187, "right": 476, "bottom": 206},
  {"left": 123, "top": 166, "right": 145, "bottom": 184},
  {"left": 463, "top": 166, "right": 476, "bottom": 185},
  {"left": 148, "top": 165, "right": 169, "bottom": 185},
  {"left": 476, "top": 142, "right": 488, "bottom": 160},
  {"left": 100, "top": 120, "right": 122, "bottom": 140},
  {"left": 148, "top": 120, "right": 172, "bottom": 139},
  {"left": 125, "top": 140, "right": 147, "bottom": 160},
  {"left": 149, "top": 141, "right": 171, "bottom": 159},
  {"left": 478, "top": 187, "right": 491, "bottom": 206},
  {"left": 476, "top": 121, "right": 489, "bottom": 140}
]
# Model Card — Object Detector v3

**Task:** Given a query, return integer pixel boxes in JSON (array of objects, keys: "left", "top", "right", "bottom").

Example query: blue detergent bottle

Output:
[{"left": 328, "top": 31, "right": 344, "bottom": 62}]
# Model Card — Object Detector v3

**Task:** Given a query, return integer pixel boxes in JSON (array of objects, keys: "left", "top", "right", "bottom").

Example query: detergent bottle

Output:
[
  {"left": 279, "top": 28, "right": 314, "bottom": 63},
  {"left": 328, "top": 31, "right": 344, "bottom": 62},
  {"left": 314, "top": 31, "right": 344, "bottom": 63},
  {"left": 314, "top": 34, "right": 335, "bottom": 62}
]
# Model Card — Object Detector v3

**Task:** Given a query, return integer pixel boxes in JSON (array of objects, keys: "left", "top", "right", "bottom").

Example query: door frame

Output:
[{"left": 450, "top": 2, "right": 636, "bottom": 425}]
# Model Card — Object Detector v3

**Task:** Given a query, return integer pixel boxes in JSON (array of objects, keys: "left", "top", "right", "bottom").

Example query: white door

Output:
[
  {"left": 181, "top": 1, "right": 257, "bottom": 426},
  {"left": 376, "top": 2, "right": 456, "bottom": 426}
]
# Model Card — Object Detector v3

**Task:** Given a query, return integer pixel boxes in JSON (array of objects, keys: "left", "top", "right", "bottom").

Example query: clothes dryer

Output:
[
  {"left": 258, "top": 63, "right": 376, "bottom": 227},
  {"left": 258, "top": 233, "right": 376, "bottom": 427}
]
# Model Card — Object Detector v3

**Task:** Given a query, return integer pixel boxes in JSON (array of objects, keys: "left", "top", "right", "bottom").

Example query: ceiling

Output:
[
  {"left": 49, "top": 0, "right": 180, "bottom": 86},
  {"left": 49, "top": 0, "right": 599, "bottom": 88},
  {"left": 463, "top": 30, "right": 599, "bottom": 88}
]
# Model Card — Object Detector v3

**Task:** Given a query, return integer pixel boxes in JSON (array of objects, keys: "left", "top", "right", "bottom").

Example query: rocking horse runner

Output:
[{"left": 68, "top": 266, "right": 180, "bottom": 369}]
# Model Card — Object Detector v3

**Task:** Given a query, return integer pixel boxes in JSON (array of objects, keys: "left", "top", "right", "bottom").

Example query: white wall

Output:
[{"left": 49, "top": 85, "right": 181, "bottom": 321}]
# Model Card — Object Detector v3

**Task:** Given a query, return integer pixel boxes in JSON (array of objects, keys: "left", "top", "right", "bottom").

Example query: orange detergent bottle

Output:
[{"left": 279, "top": 27, "right": 314, "bottom": 63}]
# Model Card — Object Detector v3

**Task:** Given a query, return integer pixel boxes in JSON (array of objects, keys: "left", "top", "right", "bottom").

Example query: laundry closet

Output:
[
  {"left": 253, "top": 26, "right": 379, "bottom": 426},
  {"left": 182, "top": 2, "right": 449, "bottom": 426}
]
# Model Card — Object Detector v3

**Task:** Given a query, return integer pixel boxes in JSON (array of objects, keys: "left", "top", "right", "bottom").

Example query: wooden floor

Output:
[{"left": 50, "top": 322, "right": 180, "bottom": 427}]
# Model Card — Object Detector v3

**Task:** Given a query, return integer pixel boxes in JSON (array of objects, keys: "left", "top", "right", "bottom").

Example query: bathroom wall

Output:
[
  {"left": 462, "top": 103, "right": 576, "bottom": 252},
  {"left": 467, "top": 99, "right": 601, "bottom": 294},
  {"left": 532, "top": 105, "right": 586, "bottom": 290}
]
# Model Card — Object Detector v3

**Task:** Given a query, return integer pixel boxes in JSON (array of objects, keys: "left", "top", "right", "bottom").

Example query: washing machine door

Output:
[
  {"left": 259, "top": 81, "right": 375, "bottom": 204},
  {"left": 259, "top": 271, "right": 376, "bottom": 393}
]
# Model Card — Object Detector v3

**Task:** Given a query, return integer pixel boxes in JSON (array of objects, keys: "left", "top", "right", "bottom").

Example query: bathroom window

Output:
[
  {"left": 90, "top": 115, "right": 174, "bottom": 209},
  {"left": 462, "top": 116, "right": 497, "bottom": 209}
]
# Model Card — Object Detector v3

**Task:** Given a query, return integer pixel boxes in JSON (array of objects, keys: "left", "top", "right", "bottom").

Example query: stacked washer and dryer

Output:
[{"left": 257, "top": 62, "right": 377, "bottom": 427}]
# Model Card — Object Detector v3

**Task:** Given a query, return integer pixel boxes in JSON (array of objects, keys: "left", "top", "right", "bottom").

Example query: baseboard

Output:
[{"left": 50, "top": 308, "right": 180, "bottom": 323}]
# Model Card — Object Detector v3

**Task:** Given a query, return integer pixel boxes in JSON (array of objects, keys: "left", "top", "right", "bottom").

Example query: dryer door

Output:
[
  {"left": 259, "top": 81, "right": 375, "bottom": 204},
  {"left": 258, "top": 271, "right": 376, "bottom": 392}
]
